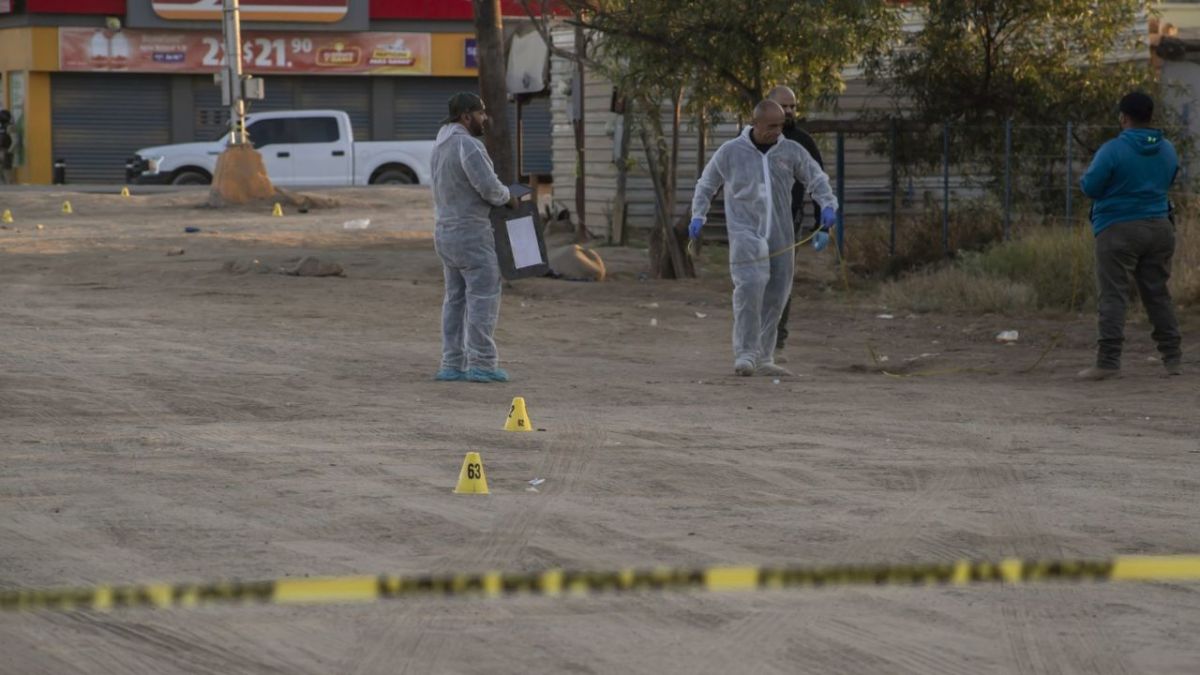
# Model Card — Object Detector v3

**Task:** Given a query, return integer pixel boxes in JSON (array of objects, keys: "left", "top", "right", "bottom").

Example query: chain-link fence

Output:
[{"left": 804, "top": 120, "right": 1190, "bottom": 275}]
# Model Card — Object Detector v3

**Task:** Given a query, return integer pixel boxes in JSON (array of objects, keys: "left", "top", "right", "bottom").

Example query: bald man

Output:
[{"left": 690, "top": 100, "right": 838, "bottom": 376}]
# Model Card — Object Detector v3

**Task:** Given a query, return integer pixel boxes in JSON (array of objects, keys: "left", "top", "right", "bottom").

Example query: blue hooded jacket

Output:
[{"left": 1079, "top": 128, "right": 1178, "bottom": 235}]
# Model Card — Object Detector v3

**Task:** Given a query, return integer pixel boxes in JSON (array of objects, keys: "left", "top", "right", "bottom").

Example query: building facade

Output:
[{"left": 0, "top": 0, "right": 551, "bottom": 184}]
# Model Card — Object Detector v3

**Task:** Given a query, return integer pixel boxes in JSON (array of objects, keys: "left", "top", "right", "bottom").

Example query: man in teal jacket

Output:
[{"left": 1078, "top": 92, "right": 1183, "bottom": 380}]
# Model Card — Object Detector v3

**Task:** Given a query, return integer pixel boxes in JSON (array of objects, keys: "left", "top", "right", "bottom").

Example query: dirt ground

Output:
[{"left": 1, "top": 186, "right": 1198, "bottom": 675}]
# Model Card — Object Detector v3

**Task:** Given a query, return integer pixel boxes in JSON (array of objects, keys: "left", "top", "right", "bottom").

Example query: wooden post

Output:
[{"left": 572, "top": 19, "right": 588, "bottom": 242}]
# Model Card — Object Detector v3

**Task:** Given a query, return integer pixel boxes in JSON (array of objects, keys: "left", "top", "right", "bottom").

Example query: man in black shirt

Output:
[{"left": 767, "top": 85, "right": 825, "bottom": 362}]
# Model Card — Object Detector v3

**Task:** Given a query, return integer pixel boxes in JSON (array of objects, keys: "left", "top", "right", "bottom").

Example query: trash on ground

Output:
[
  {"left": 342, "top": 218, "right": 371, "bottom": 230},
  {"left": 876, "top": 314, "right": 895, "bottom": 320},
  {"left": 184, "top": 226, "right": 200, "bottom": 233},
  {"left": 649, "top": 318, "right": 658, "bottom": 327},
  {"left": 529, "top": 478, "right": 546, "bottom": 487},
  {"left": 995, "top": 330, "right": 1019, "bottom": 344},
  {"left": 695, "top": 312, "right": 708, "bottom": 319},
  {"left": 638, "top": 302, "right": 659, "bottom": 309}
]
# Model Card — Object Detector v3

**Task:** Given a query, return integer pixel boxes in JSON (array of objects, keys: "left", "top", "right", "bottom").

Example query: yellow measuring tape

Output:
[
  {"left": 688, "top": 228, "right": 824, "bottom": 266},
  {"left": 3, "top": 556, "right": 1198, "bottom": 613}
]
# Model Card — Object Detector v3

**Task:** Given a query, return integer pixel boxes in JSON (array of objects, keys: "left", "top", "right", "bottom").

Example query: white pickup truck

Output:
[{"left": 126, "top": 110, "right": 434, "bottom": 187}]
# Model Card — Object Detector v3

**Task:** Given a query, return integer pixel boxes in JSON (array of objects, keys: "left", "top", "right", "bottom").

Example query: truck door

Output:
[
  {"left": 289, "top": 116, "right": 351, "bottom": 186},
  {"left": 245, "top": 117, "right": 293, "bottom": 184}
]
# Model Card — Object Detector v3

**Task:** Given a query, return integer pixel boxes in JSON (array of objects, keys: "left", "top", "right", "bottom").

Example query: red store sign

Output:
[{"left": 59, "top": 28, "right": 433, "bottom": 75}]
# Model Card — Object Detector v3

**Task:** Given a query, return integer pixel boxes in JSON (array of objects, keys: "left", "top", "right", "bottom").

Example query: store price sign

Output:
[{"left": 59, "top": 28, "right": 432, "bottom": 75}]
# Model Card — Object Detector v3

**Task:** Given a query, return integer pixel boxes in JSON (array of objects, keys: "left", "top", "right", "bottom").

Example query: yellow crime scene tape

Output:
[{"left": 3, "top": 556, "right": 1199, "bottom": 614}]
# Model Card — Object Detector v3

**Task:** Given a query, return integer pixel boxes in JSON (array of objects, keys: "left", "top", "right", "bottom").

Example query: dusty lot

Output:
[{"left": 1, "top": 186, "right": 1198, "bottom": 674}]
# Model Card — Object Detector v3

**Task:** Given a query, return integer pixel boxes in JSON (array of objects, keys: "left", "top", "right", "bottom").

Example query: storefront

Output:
[{"left": 0, "top": 1, "right": 551, "bottom": 183}]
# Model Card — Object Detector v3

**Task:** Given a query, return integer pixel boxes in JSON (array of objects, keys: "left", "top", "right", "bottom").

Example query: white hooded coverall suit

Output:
[
  {"left": 431, "top": 123, "right": 512, "bottom": 372},
  {"left": 691, "top": 128, "right": 837, "bottom": 368}
]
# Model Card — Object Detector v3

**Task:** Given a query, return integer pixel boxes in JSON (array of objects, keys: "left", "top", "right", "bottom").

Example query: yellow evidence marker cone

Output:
[
  {"left": 1, "top": 209, "right": 12, "bottom": 223},
  {"left": 453, "top": 452, "right": 489, "bottom": 494},
  {"left": 272, "top": 202, "right": 283, "bottom": 217},
  {"left": 120, "top": 186, "right": 131, "bottom": 197},
  {"left": 504, "top": 396, "right": 534, "bottom": 432},
  {"left": 62, "top": 201, "right": 73, "bottom": 215}
]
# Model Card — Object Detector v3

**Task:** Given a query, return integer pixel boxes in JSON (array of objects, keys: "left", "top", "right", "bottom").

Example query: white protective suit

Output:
[
  {"left": 431, "top": 123, "right": 511, "bottom": 372},
  {"left": 691, "top": 127, "right": 837, "bottom": 368}
]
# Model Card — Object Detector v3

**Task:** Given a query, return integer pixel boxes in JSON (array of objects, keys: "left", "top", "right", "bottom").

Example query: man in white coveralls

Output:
[{"left": 689, "top": 99, "right": 838, "bottom": 377}]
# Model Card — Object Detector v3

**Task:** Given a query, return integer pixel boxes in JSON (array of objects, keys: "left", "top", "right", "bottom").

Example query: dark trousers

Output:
[
  {"left": 1094, "top": 218, "right": 1182, "bottom": 369},
  {"left": 776, "top": 208, "right": 805, "bottom": 349}
]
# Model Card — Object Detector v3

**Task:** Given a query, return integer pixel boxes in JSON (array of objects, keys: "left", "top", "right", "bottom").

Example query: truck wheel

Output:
[
  {"left": 372, "top": 167, "right": 416, "bottom": 185},
  {"left": 171, "top": 170, "right": 211, "bottom": 185}
]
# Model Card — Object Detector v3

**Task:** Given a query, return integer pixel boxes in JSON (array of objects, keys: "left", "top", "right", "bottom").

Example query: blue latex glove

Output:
[
  {"left": 688, "top": 217, "right": 704, "bottom": 239},
  {"left": 819, "top": 206, "right": 838, "bottom": 231},
  {"left": 813, "top": 230, "right": 830, "bottom": 252}
]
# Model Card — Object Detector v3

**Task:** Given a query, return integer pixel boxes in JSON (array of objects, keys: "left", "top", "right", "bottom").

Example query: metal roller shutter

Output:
[
  {"left": 193, "top": 76, "right": 369, "bottom": 142},
  {"left": 395, "top": 78, "right": 553, "bottom": 174},
  {"left": 192, "top": 75, "right": 296, "bottom": 140},
  {"left": 395, "top": 77, "right": 468, "bottom": 141},
  {"left": 51, "top": 74, "right": 171, "bottom": 183},
  {"left": 193, "top": 75, "right": 230, "bottom": 142},
  {"left": 295, "top": 78, "right": 370, "bottom": 141}
]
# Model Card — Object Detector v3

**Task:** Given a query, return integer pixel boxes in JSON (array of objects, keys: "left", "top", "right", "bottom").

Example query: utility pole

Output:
[
  {"left": 209, "top": 0, "right": 273, "bottom": 205},
  {"left": 472, "top": 0, "right": 515, "bottom": 184},
  {"left": 223, "top": 0, "right": 248, "bottom": 144}
]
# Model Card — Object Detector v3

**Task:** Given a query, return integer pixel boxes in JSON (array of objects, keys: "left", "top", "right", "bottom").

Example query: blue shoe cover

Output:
[
  {"left": 466, "top": 367, "right": 510, "bottom": 383},
  {"left": 434, "top": 368, "right": 466, "bottom": 381}
]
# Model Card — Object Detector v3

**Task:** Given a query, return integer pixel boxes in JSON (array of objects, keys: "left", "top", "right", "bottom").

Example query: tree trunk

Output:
[
  {"left": 472, "top": 0, "right": 514, "bottom": 184},
  {"left": 666, "top": 88, "right": 681, "bottom": 233},
  {"left": 640, "top": 96, "right": 693, "bottom": 280},
  {"left": 691, "top": 112, "right": 707, "bottom": 260},
  {"left": 612, "top": 102, "right": 632, "bottom": 246}
]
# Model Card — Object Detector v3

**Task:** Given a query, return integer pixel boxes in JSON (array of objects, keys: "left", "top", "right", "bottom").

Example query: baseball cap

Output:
[{"left": 443, "top": 92, "right": 485, "bottom": 125}]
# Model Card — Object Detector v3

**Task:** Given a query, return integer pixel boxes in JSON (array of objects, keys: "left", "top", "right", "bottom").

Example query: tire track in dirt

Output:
[
  {"left": 987, "top": 433, "right": 1134, "bottom": 675},
  {"left": 464, "top": 423, "right": 601, "bottom": 570},
  {"left": 48, "top": 612, "right": 295, "bottom": 675},
  {"left": 693, "top": 395, "right": 1035, "bottom": 673},
  {"left": 371, "top": 424, "right": 601, "bottom": 674},
  {"left": 800, "top": 609, "right": 985, "bottom": 675},
  {"left": 828, "top": 435, "right": 1020, "bottom": 564}
]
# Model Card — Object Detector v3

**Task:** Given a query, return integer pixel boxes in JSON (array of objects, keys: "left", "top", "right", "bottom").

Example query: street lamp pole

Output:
[{"left": 223, "top": 0, "right": 246, "bottom": 145}]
